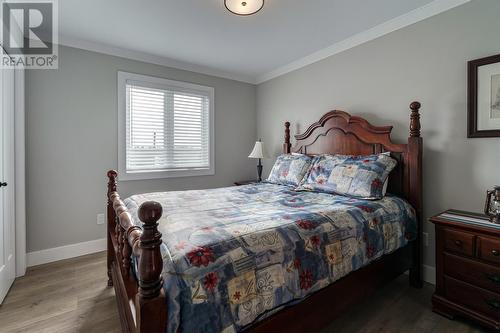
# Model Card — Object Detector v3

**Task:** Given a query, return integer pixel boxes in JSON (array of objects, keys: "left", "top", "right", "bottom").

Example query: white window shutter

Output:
[
  {"left": 123, "top": 77, "right": 212, "bottom": 176},
  {"left": 126, "top": 85, "right": 167, "bottom": 171}
]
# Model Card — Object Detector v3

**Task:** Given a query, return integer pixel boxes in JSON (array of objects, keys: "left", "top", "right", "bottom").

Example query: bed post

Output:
[
  {"left": 408, "top": 101, "right": 423, "bottom": 288},
  {"left": 106, "top": 170, "right": 118, "bottom": 287},
  {"left": 283, "top": 121, "right": 291, "bottom": 153},
  {"left": 136, "top": 201, "right": 167, "bottom": 332}
]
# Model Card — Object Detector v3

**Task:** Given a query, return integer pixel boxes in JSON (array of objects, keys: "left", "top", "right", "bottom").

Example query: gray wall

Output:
[
  {"left": 256, "top": 0, "right": 500, "bottom": 269},
  {"left": 26, "top": 0, "right": 500, "bottom": 267},
  {"left": 26, "top": 45, "right": 256, "bottom": 252}
]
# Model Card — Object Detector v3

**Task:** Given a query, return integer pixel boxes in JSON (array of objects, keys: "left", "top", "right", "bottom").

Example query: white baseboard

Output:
[
  {"left": 423, "top": 264, "right": 436, "bottom": 285},
  {"left": 27, "top": 238, "right": 107, "bottom": 267},
  {"left": 405, "top": 264, "right": 436, "bottom": 285}
]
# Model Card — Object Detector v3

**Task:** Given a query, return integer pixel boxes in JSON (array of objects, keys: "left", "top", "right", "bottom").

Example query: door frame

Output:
[
  {"left": 14, "top": 68, "right": 25, "bottom": 277},
  {"left": 0, "top": 36, "right": 26, "bottom": 280}
]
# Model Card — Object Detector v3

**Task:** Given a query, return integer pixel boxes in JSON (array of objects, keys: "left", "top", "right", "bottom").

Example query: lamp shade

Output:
[{"left": 248, "top": 141, "right": 268, "bottom": 159}]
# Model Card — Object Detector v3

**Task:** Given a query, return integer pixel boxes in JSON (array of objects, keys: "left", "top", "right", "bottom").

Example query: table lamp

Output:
[{"left": 248, "top": 139, "right": 269, "bottom": 182}]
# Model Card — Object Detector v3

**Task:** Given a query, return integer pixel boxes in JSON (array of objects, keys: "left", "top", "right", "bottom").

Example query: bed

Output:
[{"left": 106, "top": 102, "right": 423, "bottom": 333}]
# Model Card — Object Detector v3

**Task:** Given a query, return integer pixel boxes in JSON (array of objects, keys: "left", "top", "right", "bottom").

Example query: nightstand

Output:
[
  {"left": 234, "top": 180, "right": 259, "bottom": 186},
  {"left": 430, "top": 210, "right": 500, "bottom": 331}
]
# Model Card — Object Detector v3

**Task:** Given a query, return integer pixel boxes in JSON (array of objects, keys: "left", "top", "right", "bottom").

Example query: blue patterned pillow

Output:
[
  {"left": 266, "top": 154, "right": 313, "bottom": 186},
  {"left": 297, "top": 153, "right": 397, "bottom": 199}
]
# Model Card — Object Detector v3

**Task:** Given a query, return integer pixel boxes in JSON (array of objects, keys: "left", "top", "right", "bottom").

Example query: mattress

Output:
[{"left": 125, "top": 182, "right": 416, "bottom": 333}]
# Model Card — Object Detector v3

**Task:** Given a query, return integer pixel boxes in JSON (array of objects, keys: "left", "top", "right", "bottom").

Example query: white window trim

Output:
[{"left": 117, "top": 71, "right": 215, "bottom": 181}]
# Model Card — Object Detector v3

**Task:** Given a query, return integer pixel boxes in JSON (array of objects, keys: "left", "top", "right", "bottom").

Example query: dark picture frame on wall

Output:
[{"left": 468, "top": 53, "right": 500, "bottom": 138}]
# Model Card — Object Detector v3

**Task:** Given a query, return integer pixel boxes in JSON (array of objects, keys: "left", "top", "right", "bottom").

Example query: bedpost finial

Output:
[
  {"left": 107, "top": 170, "right": 118, "bottom": 196},
  {"left": 409, "top": 101, "right": 421, "bottom": 138},
  {"left": 138, "top": 201, "right": 163, "bottom": 299},
  {"left": 106, "top": 169, "right": 119, "bottom": 287},
  {"left": 107, "top": 169, "right": 118, "bottom": 179},
  {"left": 283, "top": 121, "right": 291, "bottom": 154},
  {"left": 138, "top": 201, "right": 163, "bottom": 225},
  {"left": 410, "top": 101, "right": 421, "bottom": 112}
]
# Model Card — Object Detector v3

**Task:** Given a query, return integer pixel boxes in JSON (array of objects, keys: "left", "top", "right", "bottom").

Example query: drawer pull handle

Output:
[
  {"left": 492, "top": 249, "right": 499, "bottom": 257},
  {"left": 486, "top": 299, "right": 500, "bottom": 310},
  {"left": 454, "top": 240, "right": 462, "bottom": 247},
  {"left": 485, "top": 273, "right": 500, "bottom": 284}
]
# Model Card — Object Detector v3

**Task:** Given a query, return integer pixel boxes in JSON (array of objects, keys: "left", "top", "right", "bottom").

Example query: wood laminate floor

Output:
[{"left": 0, "top": 252, "right": 489, "bottom": 333}]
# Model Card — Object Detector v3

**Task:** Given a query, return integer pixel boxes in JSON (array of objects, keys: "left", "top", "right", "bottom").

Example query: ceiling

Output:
[{"left": 57, "top": 0, "right": 465, "bottom": 83}]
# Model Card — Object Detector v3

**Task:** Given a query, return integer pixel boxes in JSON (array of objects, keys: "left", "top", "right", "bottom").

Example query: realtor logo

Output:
[{"left": 1, "top": 0, "right": 58, "bottom": 68}]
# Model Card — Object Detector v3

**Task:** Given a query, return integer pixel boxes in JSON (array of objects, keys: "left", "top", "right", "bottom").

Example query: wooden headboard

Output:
[
  {"left": 283, "top": 102, "right": 423, "bottom": 284},
  {"left": 283, "top": 101, "right": 422, "bottom": 206}
]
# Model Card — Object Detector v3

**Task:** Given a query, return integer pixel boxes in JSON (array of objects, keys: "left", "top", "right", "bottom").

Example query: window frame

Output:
[{"left": 117, "top": 71, "right": 215, "bottom": 181}]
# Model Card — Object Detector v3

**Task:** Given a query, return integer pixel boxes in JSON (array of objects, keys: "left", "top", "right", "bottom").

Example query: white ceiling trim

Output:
[
  {"left": 58, "top": 35, "right": 257, "bottom": 84},
  {"left": 256, "top": 0, "right": 471, "bottom": 84},
  {"left": 58, "top": 0, "right": 470, "bottom": 86}
]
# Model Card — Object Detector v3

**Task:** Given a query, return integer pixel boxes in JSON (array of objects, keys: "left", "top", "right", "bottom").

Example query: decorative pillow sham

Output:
[
  {"left": 297, "top": 153, "right": 397, "bottom": 199},
  {"left": 266, "top": 154, "right": 313, "bottom": 186}
]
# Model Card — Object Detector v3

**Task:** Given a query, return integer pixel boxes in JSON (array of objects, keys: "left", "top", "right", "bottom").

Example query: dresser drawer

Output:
[
  {"left": 445, "top": 276, "right": 500, "bottom": 318},
  {"left": 443, "top": 228, "right": 475, "bottom": 257},
  {"left": 444, "top": 253, "right": 500, "bottom": 294},
  {"left": 478, "top": 236, "right": 500, "bottom": 265}
]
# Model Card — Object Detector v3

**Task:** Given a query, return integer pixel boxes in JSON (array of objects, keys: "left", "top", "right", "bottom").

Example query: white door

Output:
[{"left": 0, "top": 51, "right": 16, "bottom": 304}]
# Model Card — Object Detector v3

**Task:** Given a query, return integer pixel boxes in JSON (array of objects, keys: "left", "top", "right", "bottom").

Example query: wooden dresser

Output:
[{"left": 431, "top": 210, "right": 500, "bottom": 331}]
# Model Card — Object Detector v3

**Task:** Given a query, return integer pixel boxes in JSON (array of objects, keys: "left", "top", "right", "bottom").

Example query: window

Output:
[{"left": 118, "top": 72, "right": 214, "bottom": 180}]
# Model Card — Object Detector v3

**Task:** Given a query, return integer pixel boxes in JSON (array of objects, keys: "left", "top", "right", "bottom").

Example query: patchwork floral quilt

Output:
[{"left": 124, "top": 183, "right": 416, "bottom": 333}]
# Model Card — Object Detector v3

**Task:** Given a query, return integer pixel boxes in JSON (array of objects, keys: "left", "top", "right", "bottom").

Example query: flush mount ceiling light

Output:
[{"left": 225, "top": 0, "right": 264, "bottom": 16}]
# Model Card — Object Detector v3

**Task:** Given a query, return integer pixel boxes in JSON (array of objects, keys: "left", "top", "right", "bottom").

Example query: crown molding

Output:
[
  {"left": 256, "top": 0, "right": 471, "bottom": 84},
  {"left": 58, "top": 35, "right": 257, "bottom": 84},
  {"left": 57, "top": 0, "right": 470, "bottom": 86}
]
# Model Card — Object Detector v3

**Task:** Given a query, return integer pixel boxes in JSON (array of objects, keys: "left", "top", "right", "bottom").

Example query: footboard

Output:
[{"left": 106, "top": 170, "right": 167, "bottom": 333}]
